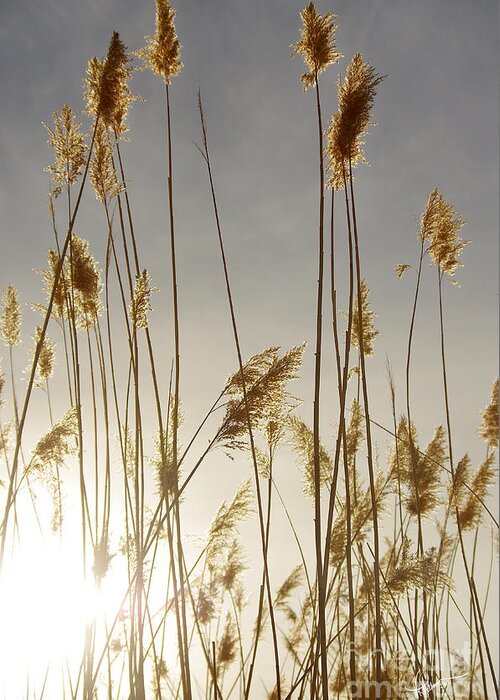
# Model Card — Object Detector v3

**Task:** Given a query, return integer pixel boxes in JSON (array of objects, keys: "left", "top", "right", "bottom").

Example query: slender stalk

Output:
[
  {"left": 198, "top": 94, "right": 282, "bottom": 698},
  {"left": 348, "top": 159, "right": 383, "bottom": 683}
]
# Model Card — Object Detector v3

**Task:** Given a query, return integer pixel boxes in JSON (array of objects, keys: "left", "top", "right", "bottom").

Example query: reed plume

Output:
[
  {"left": 28, "top": 406, "right": 78, "bottom": 473},
  {"left": 274, "top": 565, "right": 304, "bottom": 623},
  {"left": 457, "top": 454, "right": 496, "bottom": 531},
  {"left": 326, "top": 52, "right": 384, "bottom": 189},
  {"left": 85, "top": 31, "right": 136, "bottom": 134},
  {"left": 288, "top": 415, "right": 332, "bottom": 497},
  {"left": 44, "top": 104, "right": 87, "bottom": 194},
  {"left": 38, "top": 250, "right": 68, "bottom": 320},
  {"left": 426, "top": 190, "right": 468, "bottom": 276},
  {"left": 351, "top": 278, "right": 379, "bottom": 356},
  {"left": 129, "top": 269, "right": 156, "bottom": 329},
  {"left": 219, "top": 538, "right": 246, "bottom": 593},
  {"left": 478, "top": 378, "right": 499, "bottom": 449},
  {"left": 69, "top": 235, "right": 103, "bottom": 328},
  {"left": 217, "top": 613, "right": 237, "bottom": 673},
  {"left": 206, "top": 480, "right": 253, "bottom": 572},
  {"left": 90, "top": 121, "right": 119, "bottom": 202},
  {"left": 292, "top": 2, "right": 341, "bottom": 89},
  {"left": 138, "top": 0, "right": 182, "bottom": 83},
  {"left": 32, "top": 325, "right": 55, "bottom": 387},
  {"left": 1, "top": 285, "right": 21, "bottom": 348}
]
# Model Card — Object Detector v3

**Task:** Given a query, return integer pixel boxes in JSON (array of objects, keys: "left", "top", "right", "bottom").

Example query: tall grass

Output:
[{"left": 0, "top": 1, "right": 497, "bottom": 699}]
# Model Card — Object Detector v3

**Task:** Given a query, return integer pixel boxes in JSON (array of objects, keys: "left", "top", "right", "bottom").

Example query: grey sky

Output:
[
  {"left": 1, "top": 0, "right": 497, "bottom": 461},
  {"left": 0, "top": 0, "right": 498, "bottom": 692}
]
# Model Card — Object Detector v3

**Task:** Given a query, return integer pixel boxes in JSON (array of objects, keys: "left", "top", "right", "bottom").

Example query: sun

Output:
[{"left": 0, "top": 495, "right": 181, "bottom": 698}]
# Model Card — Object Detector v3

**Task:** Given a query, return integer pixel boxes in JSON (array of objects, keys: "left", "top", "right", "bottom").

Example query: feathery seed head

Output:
[
  {"left": 351, "top": 279, "right": 379, "bottom": 356},
  {"left": 326, "top": 53, "right": 383, "bottom": 190},
  {"left": 419, "top": 188, "right": 440, "bottom": 242},
  {"left": 404, "top": 425, "right": 446, "bottom": 518},
  {"left": 129, "top": 269, "right": 157, "bottom": 328},
  {"left": 288, "top": 414, "right": 332, "bottom": 497},
  {"left": 29, "top": 407, "right": 79, "bottom": 473},
  {"left": 478, "top": 378, "right": 499, "bottom": 449},
  {"left": 70, "top": 235, "right": 103, "bottom": 328},
  {"left": 275, "top": 565, "right": 304, "bottom": 616},
  {"left": 395, "top": 263, "right": 411, "bottom": 278},
  {"left": 1, "top": 285, "right": 21, "bottom": 348},
  {"left": 138, "top": 0, "right": 182, "bottom": 83},
  {"left": 44, "top": 104, "right": 86, "bottom": 192},
  {"left": 90, "top": 121, "right": 119, "bottom": 202},
  {"left": 220, "top": 539, "right": 246, "bottom": 592},
  {"left": 33, "top": 325, "right": 56, "bottom": 386},
  {"left": 85, "top": 32, "right": 136, "bottom": 134},
  {"left": 292, "top": 3, "right": 341, "bottom": 90},
  {"left": 38, "top": 249, "right": 68, "bottom": 320},
  {"left": 425, "top": 190, "right": 468, "bottom": 275},
  {"left": 217, "top": 345, "right": 304, "bottom": 453},
  {"left": 458, "top": 454, "right": 496, "bottom": 530},
  {"left": 217, "top": 614, "right": 237, "bottom": 671},
  {"left": 206, "top": 480, "right": 253, "bottom": 571}
]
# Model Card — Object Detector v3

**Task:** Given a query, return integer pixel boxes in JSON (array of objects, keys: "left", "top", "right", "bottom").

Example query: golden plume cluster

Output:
[
  {"left": 70, "top": 235, "right": 103, "bottom": 328},
  {"left": 90, "top": 121, "right": 119, "bottom": 202},
  {"left": 326, "top": 53, "right": 383, "bottom": 190},
  {"left": 85, "top": 31, "right": 136, "bottom": 134},
  {"left": 292, "top": 2, "right": 341, "bottom": 89},
  {"left": 351, "top": 279, "right": 379, "bottom": 356},
  {"left": 288, "top": 414, "right": 332, "bottom": 497},
  {"left": 129, "top": 269, "right": 156, "bottom": 328},
  {"left": 44, "top": 104, "right": 86, "bottom": 194},
  {"left": 392, "top": 420, "right": 446, "bottom": 518},
  {"left": 138, "top": 0, "right": 182, "bottom": 83},
  {"left": 420, "top": 189, "right": 468, "bottom": 275},
  {"left": 33, "top": 325, "right": 55, "bottom": 387},
  {"left": 478, "top": 378, "right": 499, "bottom": 449},
  {"left": 28, "top": 406, "right": 79, "bottom": 474},
  {"left": 1, "top": 285, "right": 21, "bottom": 348},
  {"left": 450, "top": 452, "right": 497, "bottom": 530}
]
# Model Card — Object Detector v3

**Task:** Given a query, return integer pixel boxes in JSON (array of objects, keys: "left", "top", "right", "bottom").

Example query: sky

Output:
[{"left": 0, "top": 0, "right": 498, "bottom": 694}]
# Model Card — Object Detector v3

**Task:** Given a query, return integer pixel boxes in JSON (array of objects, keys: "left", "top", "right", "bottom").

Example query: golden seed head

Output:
[
  {"left": 458, "top": 454, "right": 496, "bottom": 530},
  {"left": 85, "top": 31, "right": 136, "bottom": 134},
  {"left": 326, "top": 53, "right": 384, "bottom": 190},
  {"left": 219, "top": 539, "right": 246, "bottom": 592},
  {"left": 90, "top": 121, "right": 119, "bottom": 202},
  {"left": 218, "top": 345, "right": 304, "bottom": 452},
  {"left": 275, "top": 565, "right": 304, "bottom": 613},
  {"left": 288, "top": 414, "right": 332, "bottom": 498},
  {"left": 33, "top": 325, "right": 56, "bottom": 385},
  {"left": 292, "top": 2, "right": 341, "bottom": 90},
  {"left": 29, "top": 406, "right": 79, "bottom": 473},
  {"left": 44, "top": 104, "right": 87, "bottom": 193},
  {"left": 405, "top": 424, "right": 446, "bottom": 518},
  {"left": 395, "top": 263, "right": 411, "bottom": 278},
  {"left": 38, "top": 249, "right": 68, "bottom": 320},
  {"left": 1, "top": 285, "right": 21, "bottom": 348},
  {"left": 206, "top": 480, "right": 253, "bottom": 570},
  {"left": 419, "top": 188, "right": 440, "bottom": 241},
  {"left": 351, "top": 279, "right": 379, "bottom": 356},
  {"left": 138, "top": 0, "right": 183, "bottom": 83},
  {"left": 129, "top": 269, "right": 156, "bottom": 328},
  {"left": 70, "top": 235, "right": 103, "bottom": 328},
  {"left": 424, "top": 189, "right": 468, "bottom": 275},
  {"left": 217, "top": 614, "right": 237, "bottom": 671},
  {"left": 478, "top": 378, "right": 499, "bottom": 449}
]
